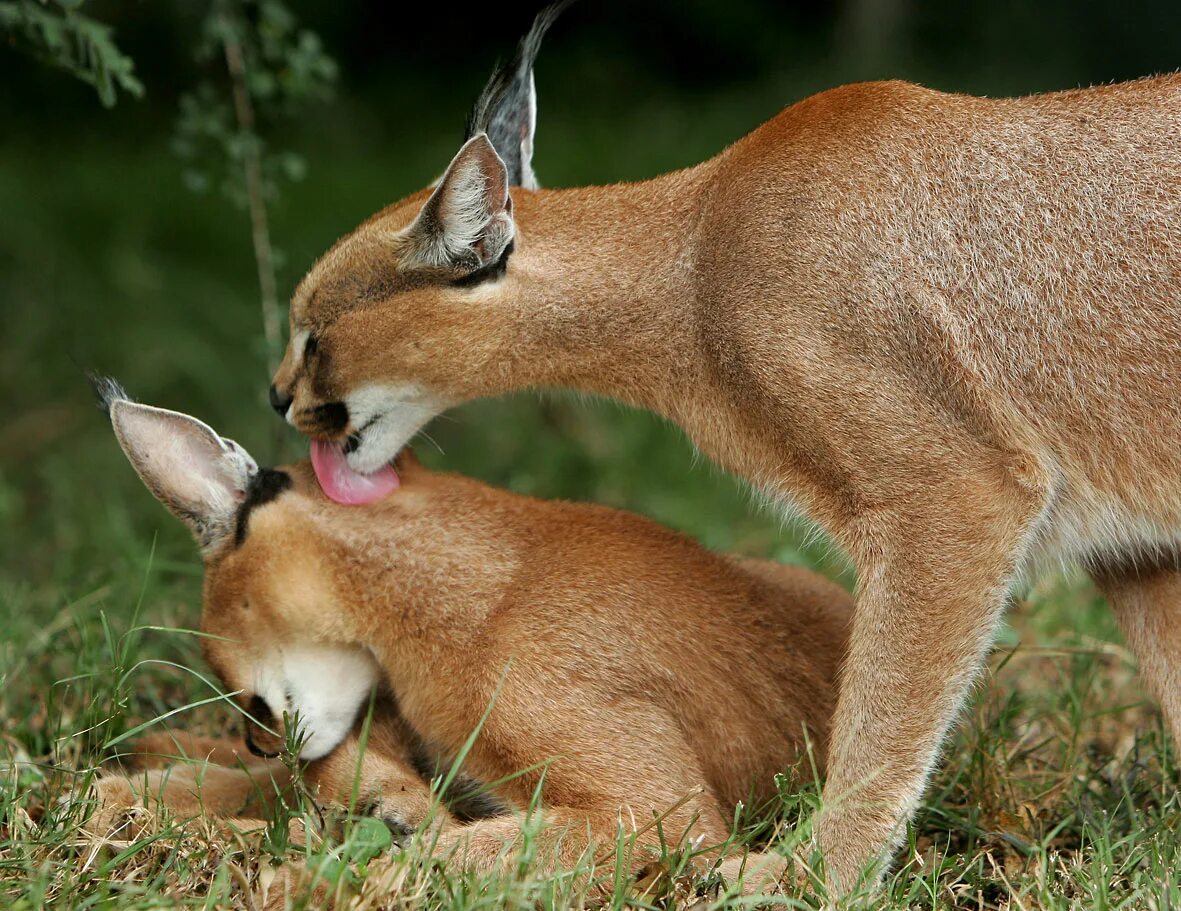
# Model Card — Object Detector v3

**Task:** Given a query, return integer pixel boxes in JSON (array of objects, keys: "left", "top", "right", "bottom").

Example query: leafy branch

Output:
[
  {"left": 0, "top": 0, "right": 143, "bottom": 107},
  {"left": 173, "top": 0, "right": 337, "bottom": 376},
  {"left": 6, "top": 0, "right": 338, "bottom": 390}
]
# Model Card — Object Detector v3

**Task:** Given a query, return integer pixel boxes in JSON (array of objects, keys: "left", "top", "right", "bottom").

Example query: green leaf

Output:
[
  {"left": 0, "top": 0, "right": 143, "bottom": 106},
  {"left": 348, "top": 815, "right": 394, "bottom": 858}
]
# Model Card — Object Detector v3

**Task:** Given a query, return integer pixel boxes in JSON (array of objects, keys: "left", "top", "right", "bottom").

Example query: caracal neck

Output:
[{"left": 505, "top": 162, "right": 719, "bottom": 418}]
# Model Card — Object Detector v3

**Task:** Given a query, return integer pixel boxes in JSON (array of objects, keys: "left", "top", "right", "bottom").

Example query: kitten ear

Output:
[
  {"left": 400, "top": 134, "right": 514, "bottom": 273},
  {"left": 98, "top": 379, "right": 258, "bottom": 545},
  {"left": 464, "top": 2, "right": 570, "bottom": 190}
]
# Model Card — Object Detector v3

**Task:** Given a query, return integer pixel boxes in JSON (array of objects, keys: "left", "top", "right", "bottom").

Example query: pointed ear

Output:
[
  {"left": 464, "top": 2, "right": 569, "bottom": 189},
  {"left": 107, "top": 395, "right": 258, "bottom": 545},
  {"left": 401, "top": 134, "right": 515, "bottom": 273}
]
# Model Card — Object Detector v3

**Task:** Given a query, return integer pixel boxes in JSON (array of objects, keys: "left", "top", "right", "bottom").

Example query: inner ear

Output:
[
  {"left": 401, "top": 134, "right": 514, "bottom": 273},
  {"left": 110, "top": 400, "right": 258, "bottom": 542}
]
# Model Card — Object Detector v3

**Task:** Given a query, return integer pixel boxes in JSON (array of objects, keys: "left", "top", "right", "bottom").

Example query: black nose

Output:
[
  {"left": 244, "top": 695, "right": 280, "bottom": 758},
  {"left": 248, "top": 694, "right": 275, "bottom": 728},
  {"left": 269, "top": 384, "right": 293, "bottom": 417}
]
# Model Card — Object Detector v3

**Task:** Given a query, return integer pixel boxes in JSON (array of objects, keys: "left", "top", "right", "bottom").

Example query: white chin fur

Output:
[
  {"left": 257, "top": 642, "right": 383, "bottom": 761},
  {"left": 298, "top": 725, "right": 354, "bottom": 762},
  {"left": 343, "top": 385, "right": 442, "bottom": 474}
]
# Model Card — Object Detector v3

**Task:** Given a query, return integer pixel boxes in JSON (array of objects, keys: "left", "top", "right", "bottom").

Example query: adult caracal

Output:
[
  {"left": 266, "top": 6, "right": 1181, "bottom": 891},
  {"left": 97, "top": 381, "right": 850, "bottom": 888}
]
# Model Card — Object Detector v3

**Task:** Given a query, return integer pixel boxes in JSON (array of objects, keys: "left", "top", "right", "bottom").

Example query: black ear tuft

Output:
[
  {"left": 87, "top": 372, "right": 132, "bottom": 415},
  {"left": 464, "top": 1, "right": 573, "bottom": 190}
]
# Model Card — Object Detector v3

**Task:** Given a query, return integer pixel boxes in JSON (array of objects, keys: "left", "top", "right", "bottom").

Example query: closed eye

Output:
[{"left": 304, "top": 335, "right": 319, "bottom": 359}]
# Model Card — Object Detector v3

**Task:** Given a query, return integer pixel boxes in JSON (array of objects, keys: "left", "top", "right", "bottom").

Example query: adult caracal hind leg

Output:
[
  {"left": 817, "top": 467, "right": 1045, "bottom": 892},
  {"left": 1092, "top": 558, "right": 1181, "bottom": 747}
]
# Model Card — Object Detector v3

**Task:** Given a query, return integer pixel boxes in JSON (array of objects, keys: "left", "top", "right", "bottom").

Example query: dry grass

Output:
[{"left": 3, "top": 571, "right": 1179, "bottom": 910}]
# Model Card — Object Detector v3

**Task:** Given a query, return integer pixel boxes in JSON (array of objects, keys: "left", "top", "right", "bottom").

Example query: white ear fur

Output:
[
  {"left": 518, "top": 74, "right": 539, "bottom": 191},
  {"left": 402, "top": 134, "right": 515, "bottom": 271},
  {"left": 110, "top": 400, "right": 258, "bottom": 541}
]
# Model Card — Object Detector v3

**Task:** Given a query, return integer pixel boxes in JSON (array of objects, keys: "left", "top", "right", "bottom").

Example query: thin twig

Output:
[{"left": 221, "top": 18, "right": 282, "bottom": 377}]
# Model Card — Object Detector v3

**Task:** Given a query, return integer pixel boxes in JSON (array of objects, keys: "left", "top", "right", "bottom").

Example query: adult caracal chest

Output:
[
  {"left": 266, "top": 5, "right": 1181, "bottom": 893},
  {"left": 98, "top": 381, "right": 851, "bottom": 890}
]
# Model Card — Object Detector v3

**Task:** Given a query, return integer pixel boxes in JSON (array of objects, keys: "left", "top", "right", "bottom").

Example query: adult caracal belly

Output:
[
  {"left": 96, "top": 381, "right": 853, "bottom": 892},
  {"left": 259, "top": 6, "right": 1179, "bottom": 893}
]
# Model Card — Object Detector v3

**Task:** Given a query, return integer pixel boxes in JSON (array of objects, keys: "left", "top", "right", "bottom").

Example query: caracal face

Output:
[
  {"left": 268, "top": 9, "right": 565, "bottom": 477},
  {"left": 269, "top": 184, "right": 475, "bottom": 477},
  {"left": 199, "top": 503, "right": 384, "bottom": 761},
  {"left": 98, "top": 377, "right": 386, "bottom": 760}
]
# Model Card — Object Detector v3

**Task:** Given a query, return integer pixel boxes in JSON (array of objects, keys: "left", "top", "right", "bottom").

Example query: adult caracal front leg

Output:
[{"left": 817, "top": 471, "right": 1046, "bottom": 893}]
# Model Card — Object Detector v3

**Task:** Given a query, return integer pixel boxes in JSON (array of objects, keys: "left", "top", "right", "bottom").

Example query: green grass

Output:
[{"left": 3, "top": 78, "right": 1180, "bottom": 908}]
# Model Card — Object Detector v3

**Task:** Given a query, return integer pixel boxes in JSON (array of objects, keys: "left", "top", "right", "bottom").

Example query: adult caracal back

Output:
[
  {"left": 267, "top": 5, "right": 1181, "bottom": 891},
  {"left": 98, "top": 381, "right": 851, "bottom": 888}
]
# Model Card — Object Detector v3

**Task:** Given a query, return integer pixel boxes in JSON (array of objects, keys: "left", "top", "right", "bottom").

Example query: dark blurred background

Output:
[{"left": 2, "top": 0, "right": 1178, "bottom": 605}]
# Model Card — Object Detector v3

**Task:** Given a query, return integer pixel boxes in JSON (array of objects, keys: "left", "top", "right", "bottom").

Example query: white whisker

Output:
[{"left": 415, "top": 428, "right": 446, "bottom": 456}]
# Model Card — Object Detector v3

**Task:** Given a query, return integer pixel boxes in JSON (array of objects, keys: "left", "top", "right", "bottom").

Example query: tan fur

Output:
[
  {"left": 96, "top": 452, "right": 850, "bottom": 890},
  {"left": 270, "top": 73, "right": 1181, "bottom": 888}
]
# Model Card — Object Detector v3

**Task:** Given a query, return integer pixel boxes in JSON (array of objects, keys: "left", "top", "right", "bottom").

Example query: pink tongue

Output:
[{"left": 310, "top": 439, "right": 400, "bottom": 505}]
